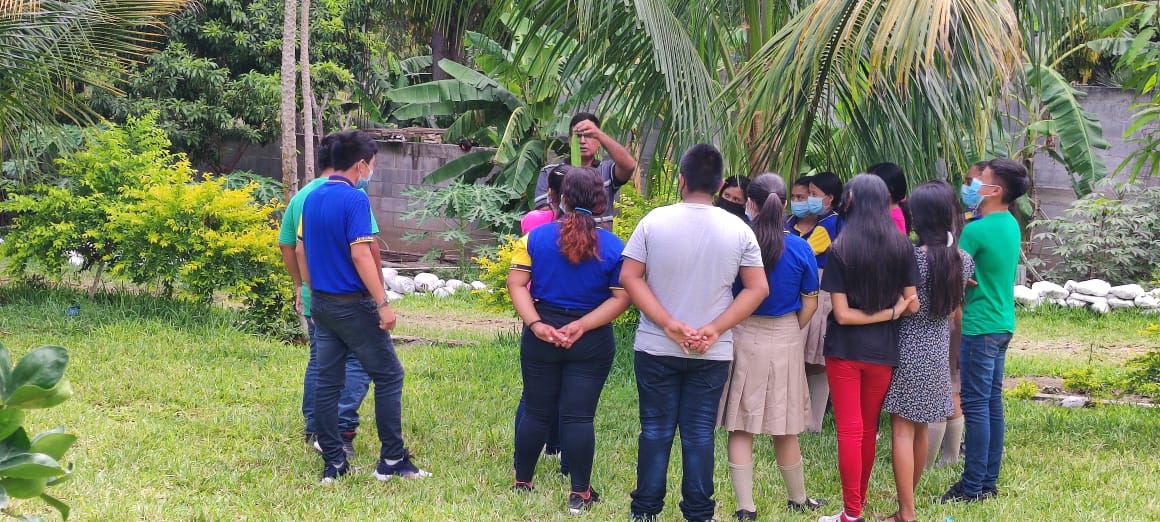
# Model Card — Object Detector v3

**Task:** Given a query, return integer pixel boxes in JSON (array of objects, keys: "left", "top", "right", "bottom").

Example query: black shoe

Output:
[
  {"left": 511, "top": 480, "right": 534, "bottom": 492},
  {"left": 938, "top": 481, "right": 984, "bottom": 503},
  {"left": 568, "top": 488, "right": 600, "bottom": 514},
  {"left": 733, "top": 509, "right": 757, "bottom": 521},
  {"left": 320, "top": 459, "right": 349, "bottom": 484},
  {"left": 982, "top": 485, "right": 999, "bottom": 499},
  {"left": 373, "top": 449, "right": 432, "bottom": 481},
  {"left": 631, "top": 514, "right": 657, "bottom": 522},
  {"left": 788, "top": 497, "right": 827, "bottom": 512}
]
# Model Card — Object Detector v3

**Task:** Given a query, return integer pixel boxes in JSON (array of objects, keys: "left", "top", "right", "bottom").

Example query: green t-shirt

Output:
[
  {"left": 959, "top": 210, "right": 1020, "bottom": 335},
  {"left": 278, "top": 177, "right": 379, "bottom": 316}
]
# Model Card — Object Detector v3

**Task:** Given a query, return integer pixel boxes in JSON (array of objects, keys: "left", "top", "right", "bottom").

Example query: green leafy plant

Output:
[
  {"left": 1062, "top": 367, "right": 1110, "bottom": 397},
  {"left": 219, "top": 170, "right": 285, "bottom": 207},
  {"left": 400, "top": 182, "right": 522, "bottom": 267},
  {"left": 1005, "top": 379, "right": 1042, "bottom": 400},
  {"left": 0, "top": 343, "right": 77, "bottom": 520},
  {"left": 1030, "top": 181, "right": 1160, "bottom": 283},
  {"left": 471, "top": 234, "right": 520, "bottom": 313}
]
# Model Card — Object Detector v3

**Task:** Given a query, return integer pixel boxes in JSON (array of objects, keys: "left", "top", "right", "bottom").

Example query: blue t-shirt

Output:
[
  {"left": 734, "top": 234, "right": 819, "bottom": 317},
  {"left": 786, "top": 211, "right": 843, "bottom": 269},
  {"left": 510, "top": 222, "right": 624, "bottom": 311},
  {"left": 299, "top": 177, "right": 376, "bottom": 294}
]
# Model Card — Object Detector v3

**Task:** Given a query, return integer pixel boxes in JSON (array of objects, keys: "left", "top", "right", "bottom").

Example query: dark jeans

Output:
[
  {"left": 303, "top": 316, "right": 370, "bottom": 434},
  {"left": 514, "top": 398, "right": 568, "bottom": 474},
  {"left": 312, "top": 294, "right": 406, "bottom": 464},
  {"left": 630, "top": 351, "right": 730, "bottom": 521},
  {"left": 514, "top": 305, "right": 614, "bottom": 493},
  {"left": 959, "top": 333, "right": 1012, "bottom": 494}
]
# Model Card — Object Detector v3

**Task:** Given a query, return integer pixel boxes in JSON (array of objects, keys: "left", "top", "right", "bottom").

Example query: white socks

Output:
[
  {"left": 779, "top": 459, "right": 808, "bottom": 504},
  {"left": 940, "top": 416, "right": 965, "bottom": 466},
  {"left": 728, "top": 461, "right": 756, "bottom": 512},
  {"left": 806, "top": 372, "right": 830, "bottom": 432},
  {"left": 926, "top": 420, "right": 947, "bottom": 469}
]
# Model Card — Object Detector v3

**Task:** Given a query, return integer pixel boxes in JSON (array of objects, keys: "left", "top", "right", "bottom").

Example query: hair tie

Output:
[
  {"left": 947, "top": 230, "right": 955, "bottom": 247},
  {"left": 573, "top": 207, "right": 593, "bottom": 215}
]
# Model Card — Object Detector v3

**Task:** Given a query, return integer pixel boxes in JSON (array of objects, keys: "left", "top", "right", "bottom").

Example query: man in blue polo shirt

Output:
[
  {"left": 297, "top": 130, "right": 430, "bottom": 483},
  {"left": 278, "top": 134, "right": 374, "bottom": 456}
]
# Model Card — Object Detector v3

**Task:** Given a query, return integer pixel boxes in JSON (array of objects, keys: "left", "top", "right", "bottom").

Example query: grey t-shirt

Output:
[
  {"left": 533, "top": 159, "right": 623, "bottom": 221},
  {"left": 622, "top": 202, "right": 763, "bottom": 361}
]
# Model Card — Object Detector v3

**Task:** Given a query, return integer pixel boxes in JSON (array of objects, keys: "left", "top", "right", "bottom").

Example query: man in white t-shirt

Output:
[{"left": 620, "top": 144, "right": 769, "bottom": 522}]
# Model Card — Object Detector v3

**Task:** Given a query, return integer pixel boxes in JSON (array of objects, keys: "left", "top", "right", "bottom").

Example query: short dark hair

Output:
[
  {"left": 570, "top": 112, "right": 601, "bottom": 130},
  {"left": 793, "top": 175, "right": 813, "bottom": 189},
  {"left": 547, "top": 164, "right": 567, "bottom": 194},
  {"left": 809, "top": 171, "right": 844, "bottom": 207},
  {"left": 679, "top": 144, "right": 724, "bottom": 195},
  {"left": 718, "top": 175, "right": 750, "bottom": 197},
  {"left": 866, "top": 162, "right": 908, "bottom": 204},
  {"left": 971, "top": 160, "right": 989, "bottom": 171},
  {"left": 329, "top": 130, "right": 377, "bottom": 172},
  {"left": 987, "top": 158, "right": 1029, "bottom": 203},
  {"left": 316, "top": 133, "right": 338, "bottom": 171}
]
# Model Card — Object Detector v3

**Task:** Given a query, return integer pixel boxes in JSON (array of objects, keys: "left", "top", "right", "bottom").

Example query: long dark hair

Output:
[
  {"left": 830, "top": 174, "right": 913, "bottom": 311},
  {"left": 809, "top": 171, "right": 843, "bottom": 212},
  {"left": 558, "top": 166, "right": 608, "bottom": 263},
  {"left": 747, "top": 173, "right": 787, "bottom": 273},
  {"left": 909, "top": 181, "right": 965, "bottom": 318}
]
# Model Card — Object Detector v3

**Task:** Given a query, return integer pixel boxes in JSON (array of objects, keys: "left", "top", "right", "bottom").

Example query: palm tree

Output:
[{"left": 0, "top": 0, "right": 190, "bottom": 158}]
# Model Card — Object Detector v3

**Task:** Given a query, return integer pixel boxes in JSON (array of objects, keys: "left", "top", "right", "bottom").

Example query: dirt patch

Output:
[
  {"left": 399, "top": 312, "right": 518, "bottom": 338},
  {"left": 1004, "top": 376, "right": 1065, "bottom": 394},
  {"left": 1008, "top": 339, "right": 1150, "bottom": 362}
]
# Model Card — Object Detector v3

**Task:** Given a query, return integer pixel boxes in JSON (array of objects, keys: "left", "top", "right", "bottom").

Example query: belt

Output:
[{"left": 312, "top": 290, "right": 371, "bottom": 301}]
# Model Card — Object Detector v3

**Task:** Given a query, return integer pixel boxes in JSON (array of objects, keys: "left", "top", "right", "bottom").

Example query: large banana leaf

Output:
[
  {"left": 1024, "top": 62, "right": 1109, "bottom": 196},
  {"left": 422, "top": 150, "right": 496, "bottom": 184}
]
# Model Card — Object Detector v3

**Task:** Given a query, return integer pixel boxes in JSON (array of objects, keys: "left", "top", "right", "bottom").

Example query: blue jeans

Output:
[
  {"left": 312, "top": 294, "right": 407, "bottom": 464},
  {"left": 630, "top": 351, "right": 730, "bottom": 521},
  {"left": 514, "top": 398, "right": 568, "bottom": 474},
  {"left": 959, "top": 332, "right": 1012, "bottom": 494},
  {"left": 303, "top": 317, "right": 370, "bottom": 434}
]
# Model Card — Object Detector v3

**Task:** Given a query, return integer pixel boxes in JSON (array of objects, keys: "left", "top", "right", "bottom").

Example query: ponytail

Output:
[
  {"left": 556, "top": 167, "right": 607, "bottom": 264},
  {"left": 559, "top": 208, "right": 600, "bottom": 263}
]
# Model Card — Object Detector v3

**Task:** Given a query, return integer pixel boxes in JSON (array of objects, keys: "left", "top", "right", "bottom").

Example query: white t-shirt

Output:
[{"left": 622, "top": 202, "right": 763, "bottom": 360}]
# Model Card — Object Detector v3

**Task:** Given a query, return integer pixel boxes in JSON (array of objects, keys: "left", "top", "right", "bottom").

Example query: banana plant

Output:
[
  {"left": 387, "top": 16, "right": 576, "bottom": 206},
  {"left": 0, "top": 344, "right": 76, "bottom": 521}
]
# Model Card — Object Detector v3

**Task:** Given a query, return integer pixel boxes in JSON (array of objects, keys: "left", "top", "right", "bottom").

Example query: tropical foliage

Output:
[{"left": 0, "top": 343, "right": 76, "bottom": 520}]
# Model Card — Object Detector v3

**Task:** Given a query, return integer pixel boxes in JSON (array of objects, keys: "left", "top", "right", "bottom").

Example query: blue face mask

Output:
[
  {"left": 790, "top": 201, "right": 812, "bottom": 218},
  {"left": 356, "top": 169, "right": 374, "bottom": 190},
  {"left": 745, "top": 208, "right": 755, "bottom": 221},
  {"left": 960, "top": 178, "right": 982, "bottom": 208},
  {"left": 806, "top": 196, "right": 825, "bottom": 215}
]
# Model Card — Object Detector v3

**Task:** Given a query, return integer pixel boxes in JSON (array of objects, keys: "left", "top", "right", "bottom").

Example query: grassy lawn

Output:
[{"left": 0, "top": 282, "right": 1157, "bottom": 520}]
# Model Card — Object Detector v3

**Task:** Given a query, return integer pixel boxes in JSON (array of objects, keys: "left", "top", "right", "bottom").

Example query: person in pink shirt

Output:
[
  {"left": 521, "top": 165, "right": 567, "bottom": 234},
  {"left": 868, "top": 162, "right": 910, "bottom": 236}
]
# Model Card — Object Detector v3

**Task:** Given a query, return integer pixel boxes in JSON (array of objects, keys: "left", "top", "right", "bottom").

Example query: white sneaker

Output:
[{"left": 818, "top": 512, "right": 862, "bottom": 522}]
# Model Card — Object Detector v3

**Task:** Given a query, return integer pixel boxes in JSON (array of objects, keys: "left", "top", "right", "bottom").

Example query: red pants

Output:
[{"left": 825, "top": 356, "right": 893, "bottom": 518}]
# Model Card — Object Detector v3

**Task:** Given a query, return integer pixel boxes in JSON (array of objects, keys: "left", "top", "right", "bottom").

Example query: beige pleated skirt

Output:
[
  {"left": 718, "top": 313, "right": 810, "bottom": 436},
  {"left": 802, "top": 286, "right": 832, "bottom": 366}
]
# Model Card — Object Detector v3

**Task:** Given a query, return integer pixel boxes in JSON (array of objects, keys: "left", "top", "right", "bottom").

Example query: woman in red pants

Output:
[{"left": 816, "top": 174, "right": 919, "bottom": 522}]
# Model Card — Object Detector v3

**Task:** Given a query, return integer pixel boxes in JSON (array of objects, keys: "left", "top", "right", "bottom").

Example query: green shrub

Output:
[
  {"left": 0, "top": 114, "right": 296, "bottom": 339},
  {"left": 0, "top": 343, "right": 77, "bottom": 520},
  {"left": 472, "top": 235, "right": 519, "bottom": 314},
  {"left": 401, "top": 182, "right": 523, "bottom": 267},
  {"left": 1030, "top": 181, "right": 1160, "bottom": 283},
  {"left": 1005, "top": 379, "right": 1041, "bottom": 400},
  {"left": 612, "top": 184, "right": 678, "bottom": 242}
]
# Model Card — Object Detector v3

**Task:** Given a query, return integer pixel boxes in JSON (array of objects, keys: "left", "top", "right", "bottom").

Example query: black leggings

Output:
[{"left": 514, "top": 304, "right": 614, "bottom": 492}]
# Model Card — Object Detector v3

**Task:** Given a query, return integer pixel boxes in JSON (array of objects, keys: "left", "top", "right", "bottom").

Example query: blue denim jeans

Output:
[
  {"left": 303, "top": 316, "right": 370, "bottom": 434},
  {"left": 630, "top": 351, "right": 730, "bottom": 521},
  {"left": 959, "top": 332, "right": 1012, "bottom": 494},
  {"left": 311, "top": 294, "right": 406, "bottom": 464}
]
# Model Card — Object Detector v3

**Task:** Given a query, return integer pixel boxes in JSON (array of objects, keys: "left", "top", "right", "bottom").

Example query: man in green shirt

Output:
[
  {"left": 277, "top": 135, "right": 381, "bottom": 455},
  {"left": 940, "top": 158, "right": 1027, "bottom": 504}
]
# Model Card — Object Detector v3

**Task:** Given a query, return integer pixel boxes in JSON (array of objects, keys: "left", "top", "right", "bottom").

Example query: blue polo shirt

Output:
[
  {"left": 734, "top": 233, "right": 819, "bottom": 317},
  {"left": 298, "top": 176, "right": 375, "bottom": 294},
  {"left": 786, "top": 210, "right": 843, "bottom": 269},
  {"left": 509, "top": 222, "right": 624, "bottom": 311}
]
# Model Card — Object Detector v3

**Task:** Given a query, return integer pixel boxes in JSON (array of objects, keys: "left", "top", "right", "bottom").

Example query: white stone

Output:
[
  {"left": 1061, "top": 396, "right": 1088, "bottom": 408},
  {"left": 414, "top": 272, "right": 440, "bottom": 286},
  {"left": 1135, "top": 295, "right": 1160, "bottom": 309},
  {"left": 444, "top": 279, "right": 468, "bottom": 291},
  {"left": 1065, "top": 298, "right": 1088, "bottom": 308},
  {"left": 433, "top": 287, "right": 455, "bottom": 298},
  {"left": 1072, "top": 279, "right": 1111, "bottom": 297},
  {"left": 1064, "top": 280, "right": 1078, "bottom": 292},
  {"left": 1014, "top": 285, "right": 1041, "bottom": 306},
  {"left": 470, "top": 280, "right": 488, "bottom": 291},
  {"left": 382, "top": 267, "right": 399, "bottom": 282},
  {"left": 1150, "top": 288, "right": 1160, "bottom": 298},
  {"left": 1052, "top": 298, "right": 1069, "bottom": 306},
  {"left": 1109, "top": 284, "right": 1145, "bottom": 300},
  {"left": 1031, "top": 281, "right": 1069, "bottom": 299},
  {"left": 388, "top": 276, "right": 416, "bottom": 295},
  {"left": 1107, "top": 297, "right": 1136, "bottom": 309},
  {"left": 1068, "top": 293, "right": 1105, "bottom": 305},
  {"left": 386, "top": 290, "right": 404, "bottom": 302},
  {"left": 1090, "top": 299, "right": 1110, "bottom": 314}
]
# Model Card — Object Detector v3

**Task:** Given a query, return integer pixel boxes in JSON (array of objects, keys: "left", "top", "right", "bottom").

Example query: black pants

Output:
[{"left": 514, "top": 304, "right": 614, "bottom": 492}]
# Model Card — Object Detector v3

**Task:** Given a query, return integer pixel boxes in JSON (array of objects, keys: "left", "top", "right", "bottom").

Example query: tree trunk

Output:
[
  {"left": 300, "top": 0, "right": 315, "bottom": 182},
  {"left": 430, "top": 3, "right": 486, "bottom": 81},
  {"left": 279, "top": 0, "right": 299, "bottom": 201}
]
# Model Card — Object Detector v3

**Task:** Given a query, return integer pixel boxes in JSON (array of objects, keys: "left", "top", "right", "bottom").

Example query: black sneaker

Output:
[
  {"left": 568, "top": 488, "right": 601, "bottom": 514},
  {"left": 631, "top": 513, "right": 657, "bottom": 522},
  {"left": 982, "top": 485, "right": 999, "bottom": 499},
  {"left": 733, "top": 509, "right": 757, "bottom": 521},
  {"left": 373, "top": 449, "right": 432, "bottom": 481},
  {"left": 789, "top": 497, "right": 827, "bottom": 512},
  {"left": 938, "top": 481, "right": 984, "bottom": 503},
  {"left": 320, "top": 460, "right": 349, "bottom": 484}
]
